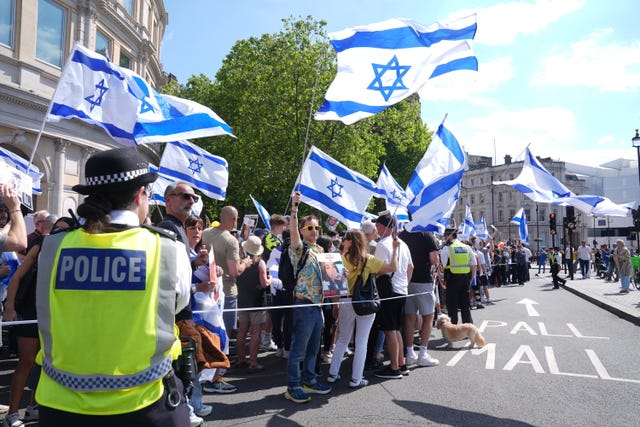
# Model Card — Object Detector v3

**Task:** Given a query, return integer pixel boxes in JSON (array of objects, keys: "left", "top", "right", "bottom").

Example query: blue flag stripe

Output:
[
  {"left": 299, "top": 184, "right": 365, "bottom": 223},
  {"left": 134, "top": 113, "right": 234, "bottom": 139},
  {"left": 331, "top": 22, "right": 477, "bottom": 52},
  {"left": 71, "top": 49, "right": 124, "bottom": 79},
  {"left": 49, "top": 103, "right": 135, "bottom": 140},
  {"left": 438, "top": 124, "right": 466, "bottom": 165},
  {"left": 316, "top": 100, "right": 388, "bottom": 117},
  {"left": 429, "top": 56, "right": 478, "bottom": 78},
  {"left": 170, "top": 140, "right": 228, "bottom": 168},
  {"left": 309, "top": 151, "right": 377, "bottom": 192},
  {"left": 408, "top": 170, "right": 463, "bottom": 211},
  {"left": 158, "top": 167, "right": 226, "bottom": 198}
]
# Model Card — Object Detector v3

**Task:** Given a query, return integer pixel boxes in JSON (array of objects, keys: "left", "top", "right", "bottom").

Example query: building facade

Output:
[{"left": 0, "top": 0, "right": 167, "bottom": 216}]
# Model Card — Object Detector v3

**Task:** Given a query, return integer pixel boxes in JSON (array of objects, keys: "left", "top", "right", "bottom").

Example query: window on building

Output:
[
  {"left": 498, "top": 211, "right": 504, "bottom": 222},
  {"left": 498, "top": 192, "right": 503, "bottom": 202},
  {"left": 0, "top": 0, "right": 15, "bottom": 47},
  {"left": 510, "top": 209, "right": 515, "bottom": 219},
  {"left": 96, "top": 30, "right": 110, "bottom": 58},
  {"left": 36, "top": 0, "right": 66, "bottom": 67},
  {"left": 509, "top": 192, "right": 513, "bottom": 201},
  {"left": 479, "top": 194, "right": 485, "bottom": 203},
  {"left": 470, "top": 195, "right": 475, "bottom": 204},
  {"left": 119, "top": 50, "right": 131, "bottom": 69},
  {"left": 509, "top": 174, "right": 514, "bottom": 180},
  {"left": 539, "top": 208, "right": 546, "bottom": 222},
  {"left": 480, "top": 178, "right": 484, "bottom": 185},
  {"left": 123, "top": 0, "right": 134, "bottom": 15},
  {"left": 525, "top": 209, "right": 531, "bottom": 219},
  {"left": 470, "top": 179, "right": 474, "bottom": 186}
]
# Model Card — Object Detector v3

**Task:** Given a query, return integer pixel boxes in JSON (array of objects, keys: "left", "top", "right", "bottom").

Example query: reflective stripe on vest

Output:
[
  {"left": 36, "top": 228, "right": 177, "bottom": 392},
  {"left": 445, "top": 241, "right": 471, "bottom": 274}
]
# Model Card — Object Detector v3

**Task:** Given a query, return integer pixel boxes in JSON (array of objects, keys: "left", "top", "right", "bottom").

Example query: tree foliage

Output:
[{"left": 166, "top": 16, "right": 432, "bottom": 222}]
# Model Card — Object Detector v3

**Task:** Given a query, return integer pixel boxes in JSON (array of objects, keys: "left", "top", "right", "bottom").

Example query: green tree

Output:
[{"left": 169, "top": 16, "right": 432, "bottom": 222}]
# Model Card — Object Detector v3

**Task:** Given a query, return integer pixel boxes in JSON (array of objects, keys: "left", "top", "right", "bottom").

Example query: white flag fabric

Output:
[
  {"left": 158, "top": 140, "right": 228, "bottom": 201},
  {"left": 0, "top": 146, "right": 43, "bottom": 195},
  {"left": 48, "top": 43, "right": 234, "bottom": 145},
  {"left": 315, "top": 14, "right": 477, "bottom": 124},
  {"left": 493, "top": 147, "right": 631, "bottom": 216},
  {"left": 296, "top": 146, "right": 376, "bottom": 229},
  {"left": 474, "top": 213, "right": 489, "bottom": 239},
  {"left": 374, "top": 164, "right": 409, "bottom": 222},
  {"left": 404, "top": 123, "right": 466, "bottom": 233},
  {"left": 250, "top": 195, "right": 272, "bottom": 231},
  {"left": 463, "top": 203, "right": 476, "bottom": 236},
  {"left": 511, "top": 207, "right": 529, "bottom": 244}
]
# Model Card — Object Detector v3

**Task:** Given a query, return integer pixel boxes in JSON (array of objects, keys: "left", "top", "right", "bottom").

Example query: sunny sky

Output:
[{"left": 161, "top": 0, "right": 640, "bottom": 169}]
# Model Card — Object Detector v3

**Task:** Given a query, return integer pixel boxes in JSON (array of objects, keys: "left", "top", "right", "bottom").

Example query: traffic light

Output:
[
  {"left": 549, "top": 213, "right": 556, "bottom": 234},
  {"left": 633, "top": 209, "right": 640, "bottom": 231},
  {"left": 565, "top": 206, "right": 576, "bottom": 230}
]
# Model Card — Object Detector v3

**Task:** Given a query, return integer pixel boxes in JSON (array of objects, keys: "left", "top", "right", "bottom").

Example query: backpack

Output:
[
  {"left": 351, "top": 257, "right": 381, "bottom": 316},
  {"left": 277, "top": 240, "right": 310, "bottom": 292}
]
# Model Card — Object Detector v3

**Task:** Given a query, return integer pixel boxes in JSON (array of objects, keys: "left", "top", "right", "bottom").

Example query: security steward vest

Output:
[
  {"left": 35, "top": 226, "right": 182, "bottom": 415},
  {"left": 445, "top": 241, "right": 472, "bottom": 274}
]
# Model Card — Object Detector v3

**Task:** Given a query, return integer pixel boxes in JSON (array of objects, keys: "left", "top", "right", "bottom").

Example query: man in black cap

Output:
[
  {"left": 439, "top": 227, "right": 476, "bottom": 324},
  {"left": 35, "top": 147, "right": 191, "bottom": 426}
]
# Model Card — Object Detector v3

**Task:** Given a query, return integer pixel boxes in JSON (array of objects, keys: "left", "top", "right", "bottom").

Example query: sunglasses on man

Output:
[
  {"left": 170, "top": 192, "right": 200, "bottom": 202},
  {"left": 301, "top": 225, "right": 321, "bottom": 231}
]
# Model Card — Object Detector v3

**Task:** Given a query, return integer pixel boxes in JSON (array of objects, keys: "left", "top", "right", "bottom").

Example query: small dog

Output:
[{"left": 436, "top": 314, "right": 486, "bottom": 348}]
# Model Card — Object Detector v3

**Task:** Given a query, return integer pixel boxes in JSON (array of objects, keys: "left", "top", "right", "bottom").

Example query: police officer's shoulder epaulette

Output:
[{"left": 142, "top": 224, "right": 177, "bottom": 241}]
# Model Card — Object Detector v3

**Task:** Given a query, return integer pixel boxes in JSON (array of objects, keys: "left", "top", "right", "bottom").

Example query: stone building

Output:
[{"left": 0, "top": 0, "right": 167, "bottom": 216}]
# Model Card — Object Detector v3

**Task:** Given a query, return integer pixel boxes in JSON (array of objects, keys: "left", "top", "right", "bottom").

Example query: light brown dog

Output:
[{"left": 436, "top": 314, "right": 486, "bottom": 348}]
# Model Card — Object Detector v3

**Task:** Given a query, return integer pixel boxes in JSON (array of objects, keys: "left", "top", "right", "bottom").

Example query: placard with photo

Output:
[{"left": 316, "top": 252, "right": 349, "bottom": 298}]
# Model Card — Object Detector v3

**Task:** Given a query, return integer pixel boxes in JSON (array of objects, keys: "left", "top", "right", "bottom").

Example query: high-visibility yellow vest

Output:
[
  {"left": 445, "top": 241, "right": 472, "bottom": 274},
  {"left": 35, "top": 227, "right": 181, "bottom": 415}
]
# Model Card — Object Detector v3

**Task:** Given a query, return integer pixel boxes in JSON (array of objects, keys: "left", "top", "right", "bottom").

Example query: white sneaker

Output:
[
  {"left": 23, "top": 405, "right": 38, "bottom": 421},
  {"left": 2, "top": 413, "right": 23, "bottom": 427},
  {"left": 194, "top": 404, "right": 212, "bottom": 417},
  {"left": 374, "top": 351, "right": 384, "bottom": 363},
  {"left": 417, "top": 353, "right": 440, "bottom": 367},
  {"left": 189, "top": 413, "right": 204, "bottom": 427},
  {"left": 349, "top": 378, "right": 369, "bottom": 388},
  {"left": 405, "top": 354, "right": 418, "bottom": 365},
  {"left": 321, "top": 351, "right": 333, "bottom": 363}
]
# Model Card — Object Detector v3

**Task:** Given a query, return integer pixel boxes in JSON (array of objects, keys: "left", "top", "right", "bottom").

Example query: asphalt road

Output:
[{"left": 1, "top": 272, "right": 638, "bottom": 426}]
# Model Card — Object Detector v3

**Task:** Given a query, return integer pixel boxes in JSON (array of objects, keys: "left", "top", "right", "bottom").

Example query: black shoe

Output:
[
  {"left": 365, "top": 361, "right": 383, "bottom": 371},
  {"left": 375, "top": 366, "right": 403, "bottom": 379},
  {"left": 399, "top": 365, "right": 410, "bottom": 376}
]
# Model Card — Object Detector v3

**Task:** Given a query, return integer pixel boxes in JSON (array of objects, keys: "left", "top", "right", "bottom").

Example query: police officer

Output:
[
  {"left": 439, "top": 228, "right": 476, "bottom": 325},
  {"left": 35, "top": 147, "right": 191, "bottom": 426}
]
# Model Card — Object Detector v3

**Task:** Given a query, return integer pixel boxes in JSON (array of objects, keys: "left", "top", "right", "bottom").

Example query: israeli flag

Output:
[
  {"left": 0, "top": 146, "right": 43, "bottom": 195},
  {"left": 250, "top": 195, "right": 272, "bottom": 231},
  {"left": 511, "top": 207, "right": 529, "bottom": 244},
  {"left": 158, "top": 140, "right": 228, "bottom": 201},
  {"left": 48, "top": 43, "right": 234, "bottom": 145},
  {"left": 296, "top": 146, "right": 376, "bottom": 229},
  {"left": 374, "top": 164, "right": 409, "bottom": 222},
  {"left": 315, "top": 14, "right": 477, "bottom": 124},
  {"left": 493, "top": 147, "right": 631, "bottom": 216},
  {"left": 474, "top": 213, "right": 489, "bottom": 238},
  {"left": 463, "top": 204, "right": 476, "bottom": 236},
  {"left": 404, "top": 123, "right": 466, "bottom": 233}
]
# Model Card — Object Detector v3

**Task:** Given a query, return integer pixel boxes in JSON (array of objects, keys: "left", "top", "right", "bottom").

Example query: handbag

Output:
[{"left": 351, "top": 257, "right": 380, "bottom": 316}]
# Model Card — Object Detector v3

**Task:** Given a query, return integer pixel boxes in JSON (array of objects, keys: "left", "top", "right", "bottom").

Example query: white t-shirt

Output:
[
  {"left": 375, "top": 235, "right": 412, "bottom": 295},
  {"left": 577, "top": 245, "right": 592, "bottom": 261}
]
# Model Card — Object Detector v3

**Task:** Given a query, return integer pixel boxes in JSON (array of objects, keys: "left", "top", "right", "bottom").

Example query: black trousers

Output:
[
  {"left": 39, "top": 383, "right": 190, "bottom": 427},
  {"left": 444, "top": 272, "right": 472, "bottom": 324}
]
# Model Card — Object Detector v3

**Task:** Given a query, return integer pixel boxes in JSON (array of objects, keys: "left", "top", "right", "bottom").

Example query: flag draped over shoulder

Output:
[
  {"left": 493, "top": 147, "right": 631, "bottom": 217},
  {"left": 296, "top": 146, "right": 376, "bottom": 229},
  {"left": 158, "top": 140, "right": 228, "bottom": 201},
  {"left": 315, "top": 14, "right": 477, "bottom": 124},
  {"left": 250, "top": 195, "right": 272, "bottom": 231},
  {"left": 48, "top": 43, "right": 234, "bottom": 145},
  {"left": 404, "top": 123, "right": 466, "bottom": 233},
  {"left": 374, "top": 164, "right": 409, "bottom": 222},
  {"left": 511, "top": 207, "right": 529, "bottom": 244}
]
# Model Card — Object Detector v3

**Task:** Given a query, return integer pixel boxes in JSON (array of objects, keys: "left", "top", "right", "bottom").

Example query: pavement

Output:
[{"left": 535, "top": 268, "right": 640, "bottom": 326}]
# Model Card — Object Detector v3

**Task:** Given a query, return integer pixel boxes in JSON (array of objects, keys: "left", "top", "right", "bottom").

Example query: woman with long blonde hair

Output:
[{"left": 327, "top": 229, "right": 398, "bottom": 388}]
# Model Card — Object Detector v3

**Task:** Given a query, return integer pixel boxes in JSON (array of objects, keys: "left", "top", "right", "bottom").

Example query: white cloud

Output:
[
  {"left": 531, "top": 29, "right": 640, "bottom": 91},
  {"left": 463, "top": 0, "right": 586, "bottom": 46}
]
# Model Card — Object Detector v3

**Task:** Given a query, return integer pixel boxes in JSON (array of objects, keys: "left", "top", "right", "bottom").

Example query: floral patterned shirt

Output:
[{"left": 289, "top": 241, "right": 324, "bottom": 304}]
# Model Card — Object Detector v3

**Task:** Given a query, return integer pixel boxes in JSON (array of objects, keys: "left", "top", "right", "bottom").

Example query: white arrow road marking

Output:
[{"left": 517, "top": 298, "right": 539, "bottom": 317}]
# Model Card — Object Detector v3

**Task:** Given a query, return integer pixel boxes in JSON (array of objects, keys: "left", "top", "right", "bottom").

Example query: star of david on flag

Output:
[
  {"left": 374, "top": 164, "right": 409, "bottom": 222},
  {"left": 315, "top": 13, "right": 477, "bottom": 124},
  {"left": 295, "top": 146, "right": 376, "bottom": 229},
  {"left": 47, "top": 43, "right": 235, "bottom": 146},
  {"left": 158, "top": 140, "right": 228, "bottom": 201}
]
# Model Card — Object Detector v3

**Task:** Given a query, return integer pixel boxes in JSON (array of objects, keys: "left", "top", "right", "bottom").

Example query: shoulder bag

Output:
[{"left": 351, "top": 257, "right": 380, "bottom": 316}]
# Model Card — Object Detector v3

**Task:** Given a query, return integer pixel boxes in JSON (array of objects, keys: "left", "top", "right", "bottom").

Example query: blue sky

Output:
[{"left": 161, "top": 0, "right": 640, "bottom": 169}]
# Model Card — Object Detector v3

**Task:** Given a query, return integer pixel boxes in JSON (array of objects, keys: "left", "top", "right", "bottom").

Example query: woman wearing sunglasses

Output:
[{"left": 327, "top": 229, "right": 399, "bottom": 388}]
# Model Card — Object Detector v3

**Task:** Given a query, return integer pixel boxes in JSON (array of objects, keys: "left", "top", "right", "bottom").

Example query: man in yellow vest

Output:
[
  {"left": 439, "top": 228, "right": 476, "bottom": 324},
  {"left": 35, "top": 147, "right": 191, "bottom": 426}
]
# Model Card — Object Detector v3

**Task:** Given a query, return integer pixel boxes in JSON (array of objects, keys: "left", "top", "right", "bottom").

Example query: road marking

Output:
[
  {"left": 545, "top": 346, "right": 597, "bottom": 378},
  {"left": 567, "top": 324, "right": 609, "bottom": 340},
  {"left": 585, "top": 349, "right": 640, "bottom": 384},
  {"left": 503, "top": 345, "right": 545, "bottom": 373},
  {"left": 516, "top": 298, "right": 539, "bottom": 317},
  {"left": 538, "top": 323, "right": 572, "bottom": 338}
]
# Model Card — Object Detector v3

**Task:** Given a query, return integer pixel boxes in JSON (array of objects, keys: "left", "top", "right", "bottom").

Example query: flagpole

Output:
[{"left": 287, "top": 59, "right": 324, "bottom": 214}]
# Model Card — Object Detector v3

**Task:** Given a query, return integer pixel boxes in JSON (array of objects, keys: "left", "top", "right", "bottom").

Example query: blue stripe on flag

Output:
[
  {"left": 438, "top": 124, "right": 466, "bottom": 165},
  {"left": 309, "top": 151, "right": 377, "bottom": 192},
  {"left": 171, "top": 140, "right": 228, "bottom": 168},
  {"left": 133, "top": 113, "right": 234, "bottom": 139},
  {"left": 316, "top": 100, "right": 388, "bottom": 117},
  {"left": 71, "top": 49, "right": 124, "bottom": 80},
  {"left": 49, "top": 103, "right": 135, "bottom": 140},
  {"left": 158, "top": 167, "right": 226, "bottom": 198},
  {"left": 408, "top": 170, "right": 463, "bottom": 210},
  {"left": 331, "top": 22, "right": 477, "bottom": 52},
  {"left": 299, "top": 184, "right": 365, "bottom": 223},
  {"left": 430, "top": 56, "right": 479, "bottom": 78}
]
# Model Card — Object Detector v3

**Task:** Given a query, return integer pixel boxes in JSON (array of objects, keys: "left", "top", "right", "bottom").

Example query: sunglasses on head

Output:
[
  {"left": 301, "top": 225, "right": 321, "bottom": 231},
  {"left": 171, "top": 192, "right": 200, "bottom": 202}
]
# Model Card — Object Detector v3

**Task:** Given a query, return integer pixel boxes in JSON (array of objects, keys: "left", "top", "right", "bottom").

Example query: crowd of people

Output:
[{"left": 0, "top": 146, "right": 636, "bottom": 426}]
